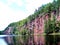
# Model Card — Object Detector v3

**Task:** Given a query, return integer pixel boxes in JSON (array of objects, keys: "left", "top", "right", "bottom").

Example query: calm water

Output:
[
  {"left": 0, "top": 35, "right": 60, "bottom": 45},
  {"left": 0, "top": 35, "right": 7, "bottom": 45}
]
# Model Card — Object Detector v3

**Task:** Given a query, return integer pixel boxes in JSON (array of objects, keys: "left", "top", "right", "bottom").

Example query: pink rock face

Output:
[
  {"left": 57, "top": 15, "right": 60, "bottom": 21},
  {"left": 45, "top": 14, "right": 49, "bottom": 21},
  {"left": 3, "top": 27, "right": 13, "bottom": 35},
  {"left": 34, "top": 16, "right": 45, "bottom": 35}
]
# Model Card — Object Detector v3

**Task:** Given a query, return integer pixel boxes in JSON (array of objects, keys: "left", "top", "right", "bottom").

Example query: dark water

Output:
[{"left": 0, "top": 35, "right": 60, "bottom": 45}]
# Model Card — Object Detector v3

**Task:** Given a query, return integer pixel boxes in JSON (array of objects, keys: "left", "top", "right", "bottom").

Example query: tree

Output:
[
  {"left": 0, "top": 31, "right": 2, "bottom": 35},
  {"left": 56, "top": 0, "right": 60, "bottom": 15}
]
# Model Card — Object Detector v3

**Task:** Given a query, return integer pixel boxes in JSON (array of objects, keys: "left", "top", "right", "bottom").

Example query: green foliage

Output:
[
  {"left": 13, "top": 27, "right": 19, "bottom": 35},
  {"left": 0, "top": 31, "right": 2, "bottom": 35},
  {"left": 8, "top": 22, "right": 17, "bottom": 27},
  {"left": 45, "top": 15, "right": 56, "bottom": 34},
  {"left": 20, "top": 29, "right": 29, "bottom": 35},
  {"left": 57, "top": 0, "right": 60, "bottom": 6}
]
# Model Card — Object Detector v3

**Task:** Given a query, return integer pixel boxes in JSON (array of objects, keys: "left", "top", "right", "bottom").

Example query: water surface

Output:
[{"left": 0, "top": 35, "right": 60, "bottom": 45}]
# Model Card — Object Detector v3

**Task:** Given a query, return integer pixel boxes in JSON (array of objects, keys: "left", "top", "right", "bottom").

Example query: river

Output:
[
  {"left": 0, "top": 35, "right": 60, "bottom": 45},
  {"left": 0, "top": 35, "right": 8, "bottom": 45}
]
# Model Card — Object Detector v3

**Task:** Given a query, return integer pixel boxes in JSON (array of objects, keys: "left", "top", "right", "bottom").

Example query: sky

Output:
[{"left": 0, "top": 0, "right": 53, "bottom": 31}]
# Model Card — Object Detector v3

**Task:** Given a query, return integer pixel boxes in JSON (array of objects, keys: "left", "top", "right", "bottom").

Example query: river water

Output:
[{"left": 0, "top": 35, "right": 60, "bottom": 45}]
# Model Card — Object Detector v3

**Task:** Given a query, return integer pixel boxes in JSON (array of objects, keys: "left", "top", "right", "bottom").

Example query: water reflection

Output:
[
  {"left": 0, "top": 35, "right": 60, "bottom": 45},
  {"left": 45, "top": 35, "right": 60, "bottom": 45},
  {"left": 0, "top": 38, "right": 7, "bottom": 45}
]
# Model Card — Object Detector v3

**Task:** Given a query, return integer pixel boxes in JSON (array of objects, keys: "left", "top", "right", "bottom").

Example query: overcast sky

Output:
[{"left": 0, "top": 0, "right": 53, "bottom": 31}]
